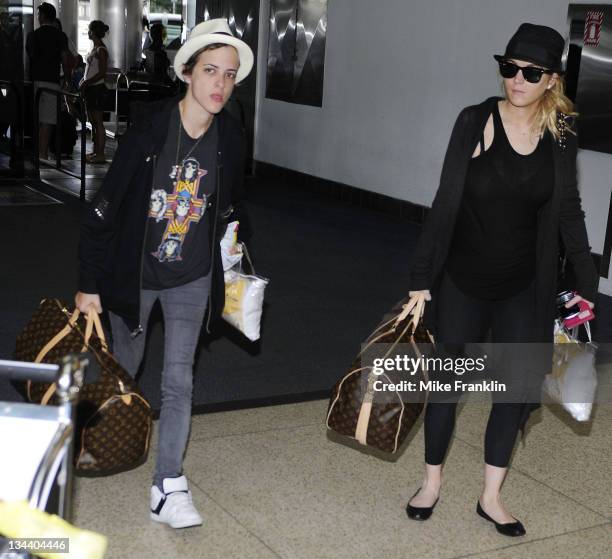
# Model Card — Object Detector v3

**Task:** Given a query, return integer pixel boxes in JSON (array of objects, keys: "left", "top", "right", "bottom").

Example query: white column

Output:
[
  {"left": 91, "top": 0, "right": 142, "bottom": 71},
  {"left": 186, "top": 0, "right": 197, "bottom": 33},
  {"left": 58, "top": 0, "right": 79, "bottom": 49}
]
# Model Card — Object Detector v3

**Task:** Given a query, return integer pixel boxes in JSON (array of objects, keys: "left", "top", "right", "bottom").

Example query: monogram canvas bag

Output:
[
  {"left": 13, "top": 299, "right": 152, "bottom": 476},
  {"left": 326, "top": 294, "right": 433, "bottom": 454}
]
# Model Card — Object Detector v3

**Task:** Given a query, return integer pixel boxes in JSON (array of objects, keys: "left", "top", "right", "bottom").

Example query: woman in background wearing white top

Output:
[{"left": 80, "top": 20, "right": 109, "bottom": 164}]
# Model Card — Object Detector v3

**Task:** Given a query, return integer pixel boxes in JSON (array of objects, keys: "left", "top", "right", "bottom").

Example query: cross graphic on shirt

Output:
[{"left": 160, "top": 164, "right": 208, "bottom": 243}]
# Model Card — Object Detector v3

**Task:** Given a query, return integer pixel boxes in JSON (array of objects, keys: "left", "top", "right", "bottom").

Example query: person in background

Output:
[
  {"left": 80, "top": 20, "right": 109, "bottom": 164},
  {"left": 26, "top": 2, "right": 70, "bottom": 160},
  {"left": 166, "top": 20, "right": 184, "bottom": 51},
  {"left": 143, "top": 23, "right": 171, "bottom": 84},
  {"left": 51, "top": 17, "right": 77, "bottom": 86},
  {"left": 405, "top": 23, "right": 597, "bottom": 537},
  {"left": 0, "top": 11, "right": 19, "bottom": 143},
  {"left": 142, "top": 16, "right": 151, "bottom": 51},
  {"left": 71, "top": 55, "right": 85, "bottom": 92}
]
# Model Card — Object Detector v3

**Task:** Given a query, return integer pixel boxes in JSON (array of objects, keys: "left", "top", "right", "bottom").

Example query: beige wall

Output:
[{"left": 254, "top": 0, "right": 612, "bottom": 295}]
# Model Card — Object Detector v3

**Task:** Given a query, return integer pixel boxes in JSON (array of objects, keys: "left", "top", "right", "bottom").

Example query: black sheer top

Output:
[{"left": 445, "top": 103, "right": 554, "bottom": 300}]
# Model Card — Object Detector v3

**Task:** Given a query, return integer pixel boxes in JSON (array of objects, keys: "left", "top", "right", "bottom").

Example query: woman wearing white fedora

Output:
[{"left": 75, "top": 19, "right": 254, "bottom": 528}]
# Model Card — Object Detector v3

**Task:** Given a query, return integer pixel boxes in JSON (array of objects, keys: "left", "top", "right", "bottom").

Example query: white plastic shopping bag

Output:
[
  {"left": 543, "top": 320, "right": 597, "bottom": 421},
  {"left": 223, "top": 267, "right": 268, "bottom": 341},
  {"left": 220, "top": 222, "right": 268, "bottom": 341}
]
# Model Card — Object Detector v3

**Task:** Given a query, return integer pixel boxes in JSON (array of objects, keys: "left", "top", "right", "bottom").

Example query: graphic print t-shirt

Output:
[{"left": 142, "top": 104, "right": 218, "bottom": 290}]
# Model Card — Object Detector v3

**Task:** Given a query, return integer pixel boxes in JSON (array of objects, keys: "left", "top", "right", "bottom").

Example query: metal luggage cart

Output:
[{"left": 0, "top": 354, "right": 91, "bottom": 557}]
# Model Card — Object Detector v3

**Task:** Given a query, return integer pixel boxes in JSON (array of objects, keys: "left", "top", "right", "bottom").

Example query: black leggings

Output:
[{"left": 424, "top": 272, "right": 536, "bottom": 468}]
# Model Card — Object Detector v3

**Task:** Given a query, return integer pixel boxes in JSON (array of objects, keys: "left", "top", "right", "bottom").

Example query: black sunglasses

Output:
[{"left": 498, "top": 60, "right": 553, "bottom": 83}]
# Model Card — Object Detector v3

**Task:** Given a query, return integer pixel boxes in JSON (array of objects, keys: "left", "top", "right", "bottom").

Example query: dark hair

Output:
[
  {"left": 51, "top": 18, "right": 62, "bottom": 31},
  {"left": 37, "top": 2, "right": 56, "bottom": 21},
  {"left": 150, "top": 23, "right": 165, "bottom": 47},
  {"left": 182, "top": 43, "right": 236, "bottom": 76},
  {"left": 89, "top": 20, "right": 109, "bottom": 39}
]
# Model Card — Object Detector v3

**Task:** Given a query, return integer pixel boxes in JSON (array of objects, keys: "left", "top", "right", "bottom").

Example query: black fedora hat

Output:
[{"left": 494, "top": 23, "right": 565, "bottom": 73}]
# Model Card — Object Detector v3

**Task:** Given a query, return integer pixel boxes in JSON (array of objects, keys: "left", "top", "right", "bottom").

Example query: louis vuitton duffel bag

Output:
[
  {"left": 14, "top": 299, "right": 152, "bottom": 476},
  {"left": 326, "top": 294, "right": 434, "bottom": 454}
]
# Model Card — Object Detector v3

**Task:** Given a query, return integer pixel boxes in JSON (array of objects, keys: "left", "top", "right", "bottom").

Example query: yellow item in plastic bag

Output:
[
  {"left": 224, "top": 275, "right": 247, "bottom": 316},
  {"left": 0, "top": 500, "right": 107, "bottom": 559},
  {"left": 222, "top": 268, "right": 268, "bottom": 341}
]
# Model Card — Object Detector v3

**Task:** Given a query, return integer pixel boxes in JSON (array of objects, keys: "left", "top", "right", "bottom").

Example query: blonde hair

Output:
[
  {"left": 532, "top": 76, "right": 577, "bottom": 140},
  {"left": 501, "top": 75, "right": 577, "bottom": 140}
]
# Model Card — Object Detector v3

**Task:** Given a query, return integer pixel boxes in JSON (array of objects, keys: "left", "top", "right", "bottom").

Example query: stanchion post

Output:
[
  {"left": 55, "top": 92, "right": 61, "bottom": 169},
  {"left": 0, "top": 80, "right": 24, "bottom": 175},
  {"left": 33, "top": 86, "right": 40, "bottom": 176},
  {"left": 79, "top": 94, "right": 87, "bottom": 202},
  {"left": 53, "top": 353, "right": 87, "bottom": 521}
]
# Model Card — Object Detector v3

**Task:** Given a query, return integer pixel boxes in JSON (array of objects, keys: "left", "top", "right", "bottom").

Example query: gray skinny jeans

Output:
[{"left": 109, "top": 273, "right": 211, "bottom": 490}]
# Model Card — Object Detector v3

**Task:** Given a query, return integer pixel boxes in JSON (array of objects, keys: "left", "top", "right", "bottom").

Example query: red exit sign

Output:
[{"left": 584, "top": 11, "right": 604, "bottom": 47}]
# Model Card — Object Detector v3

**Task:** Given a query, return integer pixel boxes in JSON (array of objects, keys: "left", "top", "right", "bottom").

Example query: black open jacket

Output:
[
  {"left": 409, "top": 96, "right": 598, "bottom": 344},
  {"left": 408, "top": 97, "right": 599, "bottom": 429},
  {"left": 78, "top": 95, "right": 247, "bottom": 335}
]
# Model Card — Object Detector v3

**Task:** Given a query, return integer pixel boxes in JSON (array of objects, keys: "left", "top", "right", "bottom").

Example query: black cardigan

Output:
[
  {"left": 409, "top": 96, "right": 598, "bottom": 344},
  {"left": 78, "top": 96, "right": 247, "bottom": 334}
]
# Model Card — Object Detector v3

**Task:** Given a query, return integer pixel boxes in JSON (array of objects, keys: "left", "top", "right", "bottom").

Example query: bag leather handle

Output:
[
  {"left": 40, "top": 382, "right": 56, "bottom": 406},
  {"left": 35, "top": 308, "right": 80, "bottom": 364},
  {"left": 357, "top": 293, "right": 427, "bottom": 359},
  {"left": 83, "top": 311, "right": 94, "bottom": 351},
  {"left": 406, "top": 295, "right": 426, "bottom": 332},
  {"left": 36, "top": 307, "right": 108, "bottom": 406},
  {"left": 86, "top": 309, "right": 108, "bottom": 352},
  {"left": 394, "top": 295, "right": 421, "bottom": 324}
]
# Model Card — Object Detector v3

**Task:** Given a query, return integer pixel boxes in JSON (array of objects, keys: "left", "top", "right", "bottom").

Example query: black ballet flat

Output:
[
  {"left": 406, "top": 489, "right": 439, "bottom": 521},
  {"left": 476, "top": 501, "right": 526, "bottom": 537}
]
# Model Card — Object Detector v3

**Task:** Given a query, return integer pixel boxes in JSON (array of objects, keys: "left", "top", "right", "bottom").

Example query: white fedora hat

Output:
[{"left": 174, "top": 19, "right": 254, "bottom": 84}]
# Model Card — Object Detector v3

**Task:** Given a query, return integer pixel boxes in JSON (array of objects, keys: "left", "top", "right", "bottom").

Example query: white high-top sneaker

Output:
[{"left": 150, "top": 475, "right": 203, "bottom": 528}]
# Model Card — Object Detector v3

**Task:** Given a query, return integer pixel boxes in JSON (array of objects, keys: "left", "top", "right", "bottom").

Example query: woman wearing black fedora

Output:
[
  {"left": 75, "top": 19, "right": 253, "bottom": 528},
  {"left": 405, "top": 23, "right": 597, "bottom": 536}
]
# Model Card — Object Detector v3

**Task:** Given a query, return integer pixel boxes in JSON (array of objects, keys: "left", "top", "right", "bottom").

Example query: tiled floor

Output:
[
  {"left": 0, "top": 184, "right": 62, "bottom": 206},
  {"left": 72, "top": 390, "right": 612, "bottom": 559}
]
